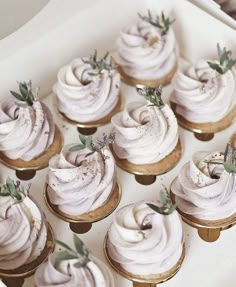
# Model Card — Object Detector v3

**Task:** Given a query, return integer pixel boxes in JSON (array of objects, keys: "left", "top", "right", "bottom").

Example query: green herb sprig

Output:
[
  {"left": 204, "top": 142, "right": 236, "bottom": 173},
  {"left": 207, "top": 43, "right": 236, "bottom": 75},
  {"left": 69, "top": 132, "right": 115, "bottom": 157},
  {"left": 136, "top": 84, "right": 164, "bottom": 108},
  {"left": 10, "top": 81, "right": 39, "bottom": 107},
  {"left": 138, "top": 10, "right": 175, "bottom": 35},
  {"left": 0, "top": 177, "right": 29, "bottom": 202},
  {"left": 147, "top": 187, "right": 177, "bottom": 215},
  {"left": 56, "top": 234, "right": 90, "bottom": 268},
  {"left": 82, "top": 50, "right": 115, "bottom": 76}
]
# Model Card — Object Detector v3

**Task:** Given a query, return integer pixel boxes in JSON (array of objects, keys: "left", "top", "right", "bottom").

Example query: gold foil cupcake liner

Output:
[
  {"left": 170, "top": 101, "right": 236, "bottom": 141},
  {"left": 111, "top": 139, "right": 183, "bottom": 185},
  {"left": 104, "top": 234, "right": 185, "bottom": 287},
  {"left": 57, "top": 94, "right": 123, "bottom": 135},
  {"left": 44, "top": 181, "right": 122, "bottom": 234},
  {"left": 0, "top": 125, "right": 63, "bottom": 180},
  {"left": 117, "top": 62, "right": 178, "bottom": 88},
  {"left": 170, "top": 183, "right": 236, "bottom": 242},
  {"left": 0, "top": 224, "right": 55, "bottom": 287}
]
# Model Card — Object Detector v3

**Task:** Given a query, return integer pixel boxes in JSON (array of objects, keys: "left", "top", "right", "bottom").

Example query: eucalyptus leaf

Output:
[
  {"left": 167, "top": 203, "right": 177, "bottom": 214},
  {"left": 55, "top": 250, "right": 78, "bottom": 262},
  {"left": 19, "top": 83, "right": 28, "bottom": 99},
  {"left": 160, "top": 190, "right": 168, "bottom": 206},
  {"left": 85, "top": 136, "right": 92, "bottom": 149},
  {"left": 138, "top": 10, "right": 174, "bottom": 35},
  {"left": 136, "top": 85, "right": 164, "bottom": 108},
  {"left": 147, "top": 203, "right": 163, "bottom": 214},
  {"left": 10, "top": 91, "right": 23, "bottom": 101},
  {"left": 207, "top": 44, "right": 236, "bottom": 75},
  {"left": 82, "top": 50, "right": 114, "bottom": 76},
  {"left": 73, "top": 234, "right": 85, "bottom": 255},
  {"left": 0, "top": 177, "right": 26, "bottom": 202},
  {"left": 69, "top": 144, "right": 86, "bottom": 152},
  {"left": 10, "top": 81, "right": 38, "bottom": 107},
  {"left": 56, "top": 240, "right": 74, "bottom": 251},
  {"left": 79, "top": 134, "right": 86, "bottom": 145},
  {"left": 146, "top": 188, "right": 176, "bottom": 216}
]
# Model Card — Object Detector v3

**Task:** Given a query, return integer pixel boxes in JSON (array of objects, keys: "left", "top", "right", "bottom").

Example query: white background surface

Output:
[{"left": 0, "top": 0, "right": 236, "bottom": 286}]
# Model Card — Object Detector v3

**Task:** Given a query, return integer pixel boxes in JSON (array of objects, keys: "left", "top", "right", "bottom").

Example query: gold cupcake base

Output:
[
  {"left": 44, "top": 181, "right": 121, "bottom": 234},
  {"left": 0, "top": 126, "right": 63, "bottom": 180},
  {"left": 170, "top": 102, "right": 236, "bottom": 142},
  {"left": 111, "top": 139, "right": 183, "bottom": 185},
  {"left": 117, "top": 63, "right": 178, "bottom": 88},
  {"left": 0, "top": 224, "right": 54, "bottom": 287},
  {"left": 104, "top": 234, "right": 185, "bottom": 286},
  {"left": 57, "top": 95, "right": 123, "bottom": 135},
  {"left": 170, "top": 187, "right": 236, "bottom": 242}
]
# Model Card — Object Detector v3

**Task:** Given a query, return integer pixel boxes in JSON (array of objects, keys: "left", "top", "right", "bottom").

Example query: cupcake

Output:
[
  {"left": 35, "top": 234, "right": 114, "bottom": 287},
  {"left": 54, "top": 51, "right": 121, "bottom": 135},
  {"left": 170, "top": 140, "right": 236, "bottom": 242},
  {"left": 0, "top": 177, "right": 54, "bottom": 284},
  {"left": 104, "top": 189, "right": 184, "bottom": 285},
  {"left": 111, "top": 85, "right": 182, "bottom": 185},
  {"left": 170, "top": 44, "right": 236, "bottom": 141},
  {"left": 0, "top": 81, "right": 63, "bottom": 180},
  {"left": 115, "top": 10, "right": 177, "bottom": 87},
  {"left": 44, "top": 132, "right": 121, "bottom": 233}
]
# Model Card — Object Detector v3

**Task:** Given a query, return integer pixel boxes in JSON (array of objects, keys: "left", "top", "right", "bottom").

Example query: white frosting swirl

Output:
[
  {"left": 0, "top": 99, "right": 55, "bottom": 161},
  {"left": 47, "top": 145, "right": 116, "bottom": 216},
  {"left": 171, "top": 151, "right": 236, "bottom": 220},
  {"left": 107, "top": 201, "right": 183, "bottom": 275},
  {"left": 0, "top": 195, "right": 47, "bottom": 270},
  {"left": 111, "top": 101, "right": 178, "bottom": 164},
  {"left": 35, "top": 255, "right": 114, "bottom": 287},
  {"left": 54, "top": 58, "right": 120, "bottom": 122},
  {"left": 172, "top": 60, "right": 236, "bottom": 123},
  {"left": 116, "top": 19, "right": 177, "bottom": 80}
]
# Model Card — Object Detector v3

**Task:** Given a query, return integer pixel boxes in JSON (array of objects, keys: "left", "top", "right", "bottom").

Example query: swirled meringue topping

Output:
[
  {"left": 107, "top": 201, "right": 183, "bottom": 275},
  {"left": 54, "top": 58, "right": 120, "bottom": 123},
  {"left": 116, "top": 19, "right": 177, "bottom": 80},
  {"left": 35, "top": 254, "right": 114, "bottom": 287},
  {"left": 171, "top": 60, "right": 236, "bottom": 123},
  {"left": 0, "top": 195, "right": 47, "bottom": 270},
  {"left": 111, "top": 101, "right": 178, "bottom": 164},
  {"left": 0, "top": 99, "right": 55, "bottom": 161},
  {"left": 47, "top": 145, "right": 116, "bottom": 216},
  {"left": 171, "top": 151, "right": 236, "bottom": 220}
]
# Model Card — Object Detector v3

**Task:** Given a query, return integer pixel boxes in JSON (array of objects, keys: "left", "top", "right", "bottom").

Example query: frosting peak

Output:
[
  {"left": 54, "top": 57, "right": 120, "bottom": 123},
  {"left": 111, "top": 100, "right": 178, "bottom": 164},
  {"left": 171, "top": 60, "right": 236, "bottom": 123},
  {"left": 0, "top": 99, "right": 55, "bottom": 161}
]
